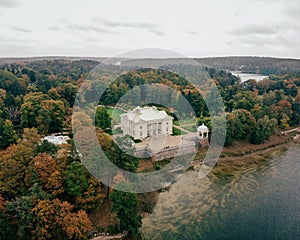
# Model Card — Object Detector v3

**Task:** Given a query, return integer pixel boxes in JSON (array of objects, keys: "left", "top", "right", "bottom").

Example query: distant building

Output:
[
  {"left": 43, "top": 135, "right": 70, "bottom": 145},
  {"left": 121, "top": 106, "right": 173, "bottom": 140}
]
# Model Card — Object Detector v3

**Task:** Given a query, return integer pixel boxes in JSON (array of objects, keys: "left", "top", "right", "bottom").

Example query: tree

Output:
[
  {"left": 0, "top": 119, "right": 17, "bottom": 149},
  {"left": 111, "top": 181, "right": 142, "bottom": 237},
  {"left": 231, "top": 91, "right": 258, "bottom": 111},
  {"left": 250, "top": 116, "right": 277, "bottom": 144},
  {"left": 273, "top": 99, "right": 293, "bottom": 129},
  {"left": 0, "top": 129, "right": 40, "bottom": 197},
  {"left": 37, "top": 99, "right": 65, "bottom": 134},
  {"left": 210, "top": 116, "right": 227, "bottom": 146},
  {"left": 95, "top": 106, "right": 111, "bottom": 131},
  {"left": 233, "top": 109, "right": 256, "bottom": 140},
  {"left": 6, "top": 195, "right": 35, "bottom": 239},
  {"left": 0, "top": 195, "right": 17, "bottom": 240},
  {"left": 225, "top": 113, "right": 237, "bottom": 146},
  {"left": 108, "top": 139, "right": 139, "bottom": 173},
  {"left": 0, "top": 144, "right": 31, "bottom": 198},
  {"left": 56, "top": 83, "right": 78, "bottom": 107},
  {"left": 64, "top": 162, "right": 88, "bottom": 199},
  {"left": 205, "top": 88, "right": 224, "bottom": 116},
  {"left": 26, "top": 153, "right": 57, "bottom": 186},
  {"left": 75, "top": 177, "right": 104, "bottom": 211},
  {"left": 291, "top": 94, "right": 300, "bottom": 125},
  {"left": 20, "top": 92, "right": 50, "bottom": 128},
  {"left": 0, "top": 70, "right": 27, "bottom": 96},
  {"left": 34, "top": 140, "right": 58, "bottom": 156},
  {"left": 32, "top": 199, "right": 92, "bottom": 240}
]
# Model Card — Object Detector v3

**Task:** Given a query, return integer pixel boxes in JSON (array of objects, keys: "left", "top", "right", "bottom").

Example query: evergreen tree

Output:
[
  {"left": 95, "top": 106, "right": 111, "bottom": 131},
  {"left": 111, "top": 181, "right": 142, "bottom": 237}
]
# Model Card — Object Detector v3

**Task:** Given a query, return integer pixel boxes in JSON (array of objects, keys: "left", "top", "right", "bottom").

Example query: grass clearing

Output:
[
  {"left": 182, "top": 125, "right": 197, "bottom": 133},
  {"left": 107, "top": 107, "right": 125, "bottom": 124},
  {"left": 112, "top": 127, "right": 122, "bottom": 135},
  {"left": 172, "top": 126, "right": 187, "bottom": 136},
  {"left": 173, "top": 118, "right": 196, "bottom": 126}
]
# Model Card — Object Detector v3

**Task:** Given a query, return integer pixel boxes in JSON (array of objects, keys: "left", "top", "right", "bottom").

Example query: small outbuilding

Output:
[
  {"left": 43, "top": 135, "right": 70, "bottom": 145},
  {"left": 197, "top": 123, "right": 209, "bottom": 147},
  {"left": 197, "top": 123, "right": 209, "bottom": 139}
]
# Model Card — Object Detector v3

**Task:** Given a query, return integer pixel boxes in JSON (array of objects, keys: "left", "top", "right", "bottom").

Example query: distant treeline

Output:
[{"left": 1, "top": 56, "right": 300, "bottom": 75}]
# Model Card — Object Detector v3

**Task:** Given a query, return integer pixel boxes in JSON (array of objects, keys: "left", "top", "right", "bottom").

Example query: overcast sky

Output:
[{"left": 0, "top": 0, "right": 300, "bottom": 58}]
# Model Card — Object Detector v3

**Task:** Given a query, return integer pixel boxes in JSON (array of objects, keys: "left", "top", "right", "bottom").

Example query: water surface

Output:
[
  {"left": 142, "top": 147, "right": 300, "bottom": 239},
  {"left": 231, "top": 71, "right": 269, "bottom": 82}
]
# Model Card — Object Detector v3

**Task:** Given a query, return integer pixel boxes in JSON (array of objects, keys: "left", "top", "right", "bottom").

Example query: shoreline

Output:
[{"left": 217, "top": 133, "right": 298, "bottom": 165}]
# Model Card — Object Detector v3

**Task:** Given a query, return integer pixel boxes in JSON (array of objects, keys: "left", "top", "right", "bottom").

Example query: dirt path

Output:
[
  {"left": 92, "top": 233, "right": 127, "bottom": 240},
  {"left": 283, "top": 127, "right": 300, "bottom": 134}
]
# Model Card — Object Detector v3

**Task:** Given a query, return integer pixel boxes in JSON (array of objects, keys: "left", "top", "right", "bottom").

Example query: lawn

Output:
[
  {"left": 173, "top": 118, "right": 196, "bottom": 126},
  {"left": 107, "top": 107, "right": 125, "bottom": 124},
  {"left": 111, "top": 127, "right": 122, "bottom": 135},
  {"left": 182, "top": 125, "right": 197, "bottom": 133},
  {"left": 172, "top": 126, "right": 187, "bottom": 136}
]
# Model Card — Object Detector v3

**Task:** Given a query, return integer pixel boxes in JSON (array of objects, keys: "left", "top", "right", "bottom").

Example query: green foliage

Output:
[
  {"left": 37, "top": 99, "right": 65, "bottom": 134},
  {"left": 231, "top": 91, "right": 258, "bottom": 111},
  {"left": 205, "top": 88, "right": 225, "bottom": 116},
  {"left": 34, "top": 140, "right": 58, "bottom": 156},
  {"left": 6, "top": 195, "right": 35, "bottom": 239},
  {"left": 20, "top": 92, "right": 50, "bottom": 129},
  {"left": 172, "top": 127, "right": 187, "bottom": 136},
  {"left": 0, "top": 119, "right": 17, "bottom": 149},
  {"left": 0, "top": 70, "right": 27, "bottom": 96},
  {"left": 107, "top": 139, "right": 139, "bottom": 173},
  {"left": 64, "top": 162, "right": 89, "bottom": 198},
  {"left": 224, "top": 113, "right": 237, "bottom": 146},
  {"left": 95, "top": 106, "right": 111, "bottom": 130},
  {"left": 111, "top": 182, "right": 142, "bottom": 237},
  {"left": 291, "top": 98, "right": 300, "bottom": 125},
  {"left": 20, "top": 92, "right": 65, "bottom": 134},
  {"left": 107, "top": 107, "right": 125, "bottom": 124},
  {"left": 250, "top": 116, "right": 277, "bottom": 144},
  {"left": 233, "top": 109, "right": 256, "bottom": 140},
  {"left": 205, "top": 67, "right": 240, "bottom": 88},
  {"left": 210, "top": 116, "right": 227, "bottom": 146}
]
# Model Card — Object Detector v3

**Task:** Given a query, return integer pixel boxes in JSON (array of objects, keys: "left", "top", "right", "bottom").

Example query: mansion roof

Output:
[{"left": 122, "top": 106, "right": 173, "bottom": 123}]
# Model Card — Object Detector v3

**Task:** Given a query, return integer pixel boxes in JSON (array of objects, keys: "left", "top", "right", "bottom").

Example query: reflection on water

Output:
[
  {"left": 142, "top": 147, "right": 300, "bottom": 240},
  {"left": 230, "top": 71, "right": 269, "bottom": 82}
]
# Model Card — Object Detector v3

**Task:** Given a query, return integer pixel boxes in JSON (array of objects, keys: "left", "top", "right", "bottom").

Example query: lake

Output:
[
  {"left": 231, "top": 71, "right": 269, "bottom": 82},
  {"left": 142, "top": 146, "right": 300, "bottom": 239}
]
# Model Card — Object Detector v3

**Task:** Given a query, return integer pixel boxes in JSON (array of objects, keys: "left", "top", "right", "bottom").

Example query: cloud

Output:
[
  {"left": 47, "top": 26, "right": 59, "bottom": 31},
  {"left": 93, "top": 18, "right": 163, "bottom": 36},
  {"left": 231, "top": 22, "right": 300, "bottom": 49},
  {"left": 103, "top": 20, "right": 156, "bottom": 29},
  {"left": 232, "top": 24, "right": 276, "bottom": 36},
  {"left": 283, "top": 3, "right": 300, "bottom": 20},
  {"left": 237, "top": 34, "right": 286, "bottom": 47},
  {"left": 149, "top": 29, "right": 163, "bottom": 36},
  {"left": 0, "top": 0, "right": 19, "bottom": 8},
  {"left": 68, "top": 24, "right": 115, "bottom": 34},
  {"left": 10, "top": 26, "right": 32, "bottom": 33},
  {"left": 187, "top": 30, "right": 197, "bottom": 35}
]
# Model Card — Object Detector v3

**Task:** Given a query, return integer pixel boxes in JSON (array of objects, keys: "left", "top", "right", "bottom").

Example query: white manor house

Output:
[{"left": 121, "top": 106, "right": 173, "bottom": 140}]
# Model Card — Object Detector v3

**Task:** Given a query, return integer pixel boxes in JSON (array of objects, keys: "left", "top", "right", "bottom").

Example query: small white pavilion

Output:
[
  {"left": 121, "top": 106, "right": 173, "bottom": 140},
  {"left": 197, "top": 123, "right": 209, "bottom": 147},
  {"left": 197, "top": 123, "right": 209, "bottom": 139}
]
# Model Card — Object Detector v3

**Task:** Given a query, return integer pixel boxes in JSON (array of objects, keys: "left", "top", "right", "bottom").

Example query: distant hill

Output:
[
  {"left": 194, "top": 56, "right": 300, "bottom": 74},
  {"left": 0, "top": 56, "right": 300, "bottom": 74}
]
